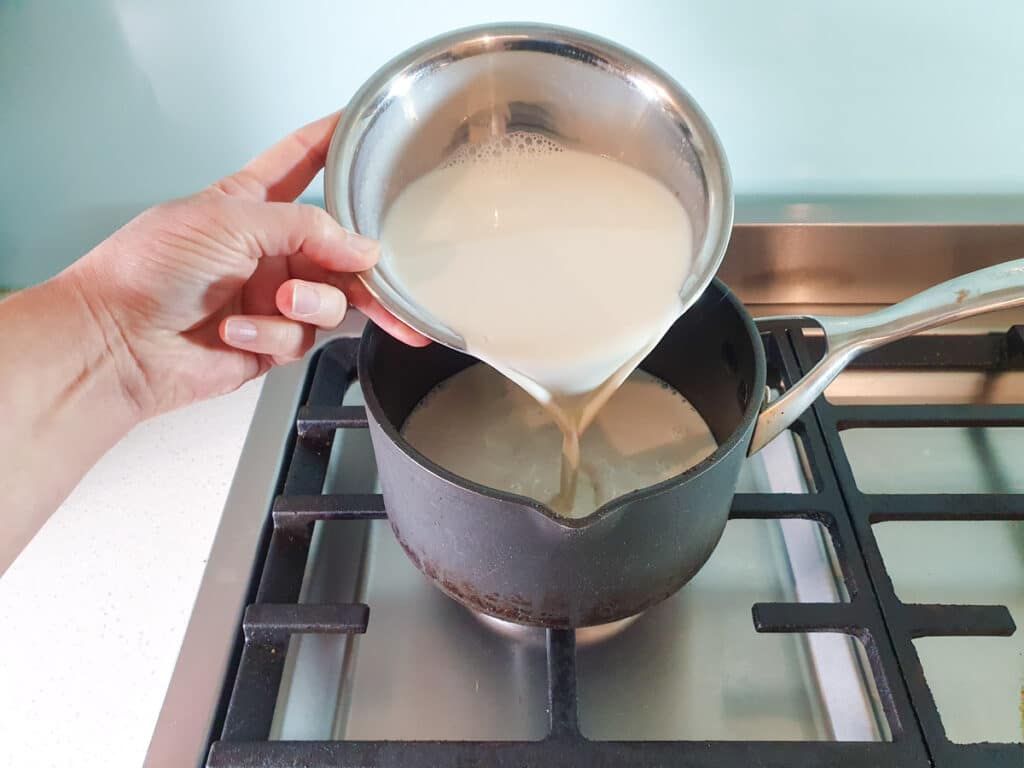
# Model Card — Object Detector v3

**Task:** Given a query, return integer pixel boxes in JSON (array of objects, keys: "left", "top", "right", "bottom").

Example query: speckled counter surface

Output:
[{"left": 0, "top": 379, "right": 263, "bottom": 768}]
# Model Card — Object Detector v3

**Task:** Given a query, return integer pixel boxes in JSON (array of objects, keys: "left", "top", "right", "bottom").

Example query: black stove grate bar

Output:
[
  {"left": 728, "top": 493, "right": 831, "bottom": 517},
  {"left": 220, "top": 602, "right": 369, "bottom": 743},
  {"left": 242, "top": 603, "right": 370, "bottom": 645},
  {"left": 217, "top": 644, "right": 290, "bottom": 745},
  {"left": 206, "top": 738, "right": 909, "bottom": 768},
  {"left": 546, "top": 629, "right": 579, "bottom": 738},
  {"left": 218, "top": 344, "right": 359, "bottom": 743},
  {"left": 790, "top": 328, "right": 1024, "bottom": 768},
  {"left": 272, "top": 492, "right": 387, "bottom": 531},
  {"left": 865, "top": 493, "right": 1024, "bottom": 521},
  {"left": 752, "top": 601, "right": 867, "bottom": 635},
  {"left": 833, "top": 403, "right": 1024, "bottom": 428},
  {"left": 297, "top": 404, "right": 370, "bottom": 443},
  {"left": 901, "top": 604, "right": 1016, "bottom": 638}
]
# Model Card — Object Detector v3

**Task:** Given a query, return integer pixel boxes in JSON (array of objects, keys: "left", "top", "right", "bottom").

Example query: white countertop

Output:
[{"left": 0, "top": 380, "right": 263, "bottom": 768}]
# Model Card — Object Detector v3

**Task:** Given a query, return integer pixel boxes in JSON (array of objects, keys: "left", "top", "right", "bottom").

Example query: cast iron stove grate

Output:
[{"left": 204, "top": 322, "right": 1024, "bottom": 768}]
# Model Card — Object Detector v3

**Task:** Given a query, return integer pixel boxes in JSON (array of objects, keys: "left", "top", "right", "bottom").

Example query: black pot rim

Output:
[{"left": 358, "top": 278, "right": 767, "bottom": 530}]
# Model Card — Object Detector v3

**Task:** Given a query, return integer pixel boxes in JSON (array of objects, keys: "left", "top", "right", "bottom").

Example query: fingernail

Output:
[
  {"left": 225, "top": 318, "right": 258, "bottom": 343},
  {"left": 291, "top": 283, "right": 321, "bottom": 316},
  {"left": 346, "top": 231, "right": 381, "bottom": 257}
]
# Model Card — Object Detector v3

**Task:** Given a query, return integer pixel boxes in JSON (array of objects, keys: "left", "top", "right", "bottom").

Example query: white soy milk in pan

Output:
[
  {"left": 379, "top": 132, "right": 706, "bottom": 516},
  {"left": 403, "top": 364, "right": 717, "bottom": 519}
]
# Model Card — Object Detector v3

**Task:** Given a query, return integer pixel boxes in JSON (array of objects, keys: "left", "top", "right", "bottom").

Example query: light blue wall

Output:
[{"left": 2, "top": 0, "right": 1023, "bottom": 286}]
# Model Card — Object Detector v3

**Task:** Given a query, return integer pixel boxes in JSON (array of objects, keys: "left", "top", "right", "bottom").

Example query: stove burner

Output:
[{"left": 473, "top": 610, "right": 641, "bottom": 647}]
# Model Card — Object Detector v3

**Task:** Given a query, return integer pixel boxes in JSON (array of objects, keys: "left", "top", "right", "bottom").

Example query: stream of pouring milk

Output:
[{"left": 379, "top": 132, "right": 696, "bottom": 516}]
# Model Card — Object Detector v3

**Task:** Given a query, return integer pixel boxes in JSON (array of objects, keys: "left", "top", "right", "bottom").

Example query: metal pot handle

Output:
[{"left": 749, "top": 258, "right": 1024, "bottom": 454}]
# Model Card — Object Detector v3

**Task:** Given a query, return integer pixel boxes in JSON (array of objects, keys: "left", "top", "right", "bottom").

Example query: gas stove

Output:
[{"left": 146, "top": 218, "right": 1024, "bottom": 767}]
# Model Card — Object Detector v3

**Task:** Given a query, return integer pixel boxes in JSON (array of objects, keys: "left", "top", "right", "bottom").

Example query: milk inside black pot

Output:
[{"left": 403, "top": 364, "right": 717, "bottom": 519}]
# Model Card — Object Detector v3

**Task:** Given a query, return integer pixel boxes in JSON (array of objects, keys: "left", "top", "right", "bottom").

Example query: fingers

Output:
[
  {"left": 275, "top": 279, "right": 348, "bottom": 329},
  {"left": 219, "top": 315, "right": 316, "bottom": 363},
  {"left": 218, "top": 281, "right": 428, "bottom": 367},
  {"left": 200, "top": 180, "right": 431, "bottom": 351},
  {"left": 213, "top": 111, "right": 341, "bottom": 202},
  {"left": 228, "top": 198, "right": 380, "bottom": 271},
  {"left": 221, "top": 277, "right": 428, "bottom": 372}
]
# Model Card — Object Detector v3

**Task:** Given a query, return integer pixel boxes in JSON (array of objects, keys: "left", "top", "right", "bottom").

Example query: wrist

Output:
[{"left": 60, "top": 258, "right": 152, "bottom": 424}]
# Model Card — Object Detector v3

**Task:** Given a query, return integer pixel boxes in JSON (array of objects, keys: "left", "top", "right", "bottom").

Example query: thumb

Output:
[{"left": 230, "top": 198, "right": 381, "bottom": 272}]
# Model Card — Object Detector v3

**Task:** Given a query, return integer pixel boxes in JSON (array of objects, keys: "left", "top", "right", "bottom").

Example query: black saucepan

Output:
[{"left": 359, "top": 260, "right": 1024, "bottom": 628}]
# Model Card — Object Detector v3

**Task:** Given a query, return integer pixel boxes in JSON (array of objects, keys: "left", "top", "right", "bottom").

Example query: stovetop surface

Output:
[{"left": 146, "top": 222, "right": 1024, "bottom": 768}]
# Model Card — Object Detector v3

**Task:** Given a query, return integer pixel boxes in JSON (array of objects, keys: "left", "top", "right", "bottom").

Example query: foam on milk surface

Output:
[{"left": 402, "top": 365, "right": 717, "bottom": 519}]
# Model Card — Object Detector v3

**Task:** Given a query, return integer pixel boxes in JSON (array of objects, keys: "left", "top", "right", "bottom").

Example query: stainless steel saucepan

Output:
[{"left": 324, "top": 22, "right": 733, "bottom": 350}]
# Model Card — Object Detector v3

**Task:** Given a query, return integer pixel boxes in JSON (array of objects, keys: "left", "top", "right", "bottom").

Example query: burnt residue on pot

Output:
[{"left": 393, "top": 523, "right": 709, "bottom": 628}]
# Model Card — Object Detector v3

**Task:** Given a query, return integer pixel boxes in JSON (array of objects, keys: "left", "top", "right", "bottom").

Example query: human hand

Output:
[{"left": 65, "top": 112, "right": 428, "bottom": 421}]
